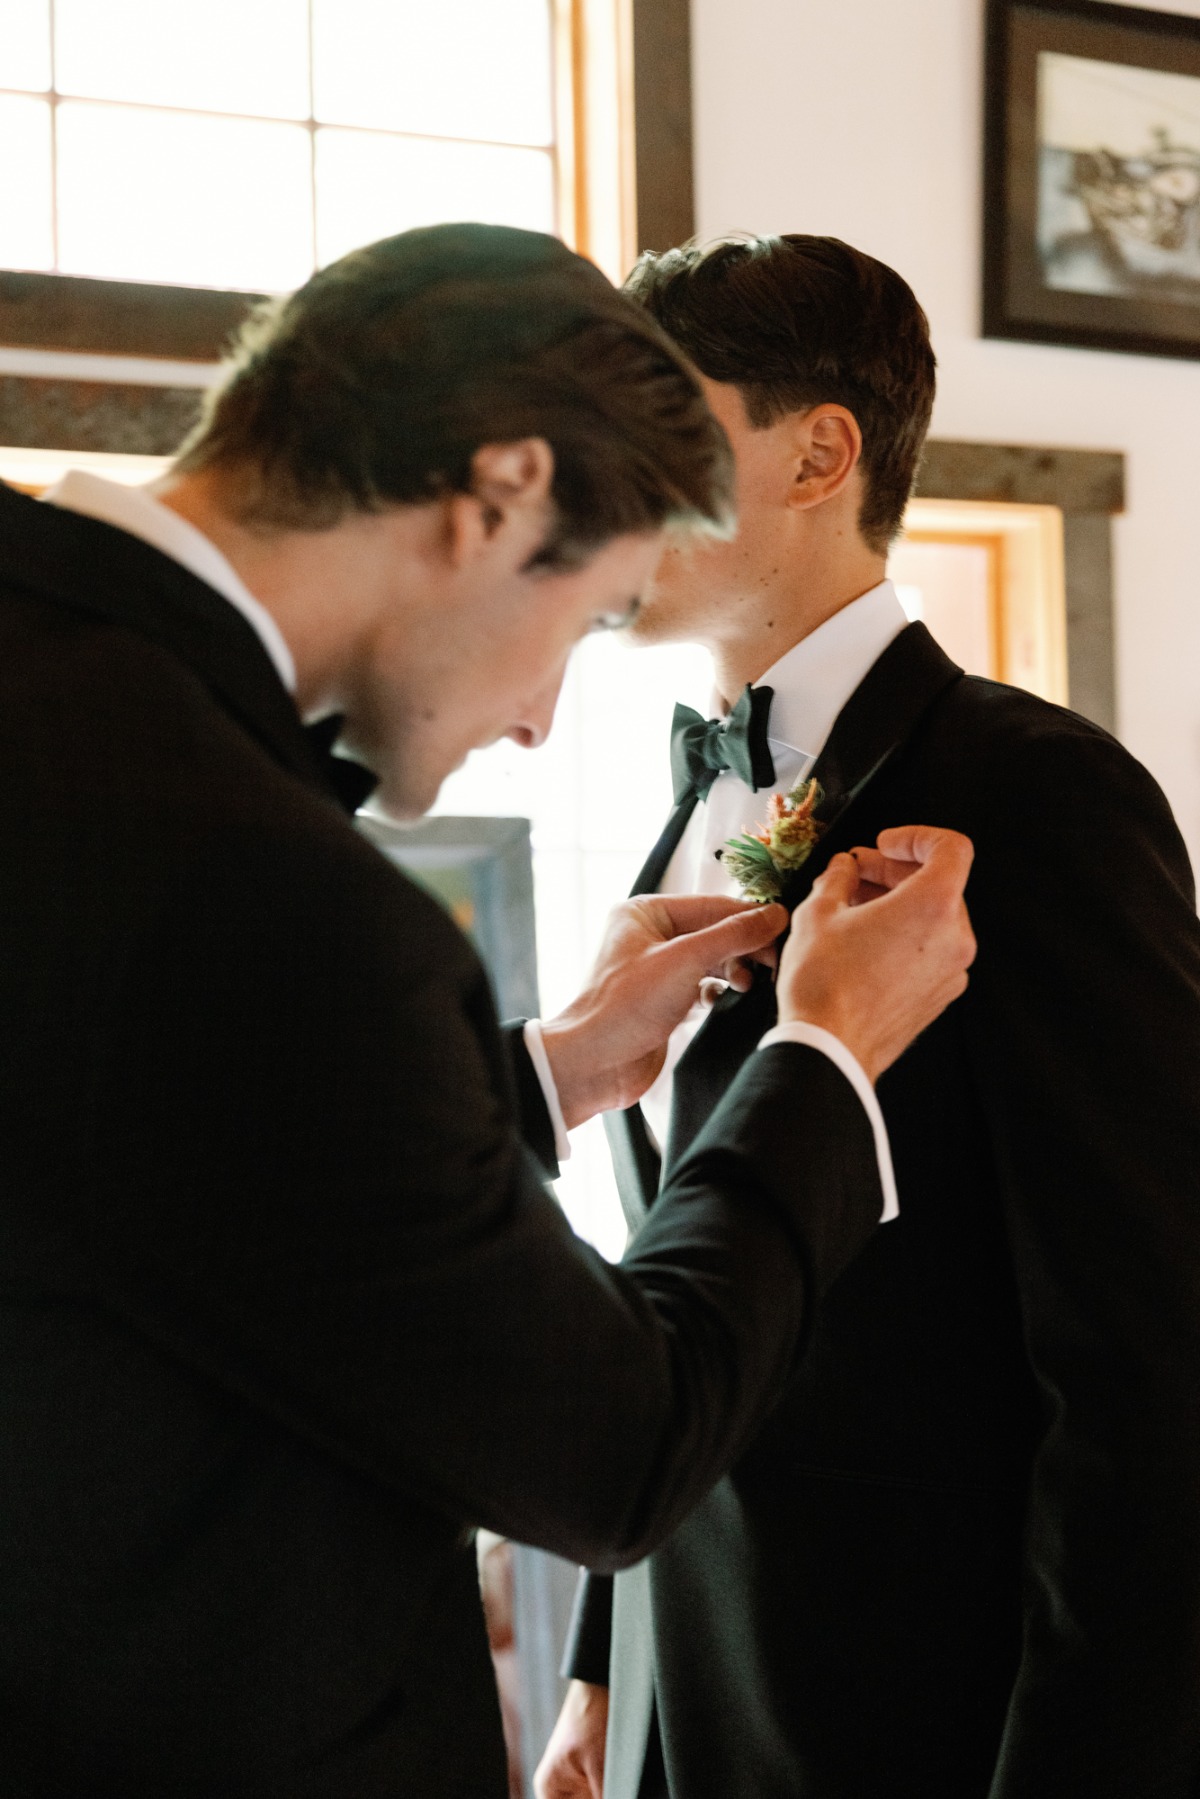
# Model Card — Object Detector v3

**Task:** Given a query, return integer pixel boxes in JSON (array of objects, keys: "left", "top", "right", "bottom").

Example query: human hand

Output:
[
  {"left": 778, "top": 825, "right": 976, "bottom": 1082},
  {"left": 534, "top": 1681, "right": 609, "bottom": 1799},
  {"left": 541, "top": 894, "right": 788, "bottom": 1128}
]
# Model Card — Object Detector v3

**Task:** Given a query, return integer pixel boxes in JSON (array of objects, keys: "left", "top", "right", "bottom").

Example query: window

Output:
[
  {"left": 0, "top": 0, "right": 656, "bottom": 1257},
  {"left": 432, "top": 628, "right": 710, "bottom": 1260},
  {"left": 0, "top": 0, "right": 557, "bottom": 292},
  {"left": 0, "top": 0, "right": 635, "bottom": 358}
]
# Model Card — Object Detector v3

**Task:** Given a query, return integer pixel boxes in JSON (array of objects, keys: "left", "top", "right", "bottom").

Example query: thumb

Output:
[{"left": 656, "top": 900, "right": 787, "bottom": 980}]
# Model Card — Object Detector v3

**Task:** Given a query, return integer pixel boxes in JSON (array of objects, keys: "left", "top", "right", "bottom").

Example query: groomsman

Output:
[
  {"left": 540, "top": 234, "right": 1200, "bottom": 1799},
  {"left": 0, "top": 223, "right": 976, "bottom": 1796}
]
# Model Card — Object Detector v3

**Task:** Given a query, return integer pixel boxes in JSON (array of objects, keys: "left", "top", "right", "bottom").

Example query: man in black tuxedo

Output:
[
  {"left": 540, "top": 235, "right": 1200, "bottom": 1798},
  {"left": 0, "top": 224, "right": 978, "bottom": 1796}
]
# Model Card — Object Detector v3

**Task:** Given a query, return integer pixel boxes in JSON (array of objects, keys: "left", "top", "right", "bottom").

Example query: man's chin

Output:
[
  {"left": 622, "top": 602, "right": 665, "bottom": 642},
  {"left": 624, "top": 607, "right": 689, "bottom": 647},
  {"left": 367, "top": 770, "right": 439, "bottom": 825}
]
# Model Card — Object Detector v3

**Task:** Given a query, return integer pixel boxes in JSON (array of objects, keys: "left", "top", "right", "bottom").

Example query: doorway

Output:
[{"left": 891, "top": 497, "right": 1068, "bottom": 705}]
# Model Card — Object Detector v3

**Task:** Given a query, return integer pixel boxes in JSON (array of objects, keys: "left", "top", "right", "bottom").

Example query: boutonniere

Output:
[{"left": 718, "top": 779, "right": 826, "bottom": 903}]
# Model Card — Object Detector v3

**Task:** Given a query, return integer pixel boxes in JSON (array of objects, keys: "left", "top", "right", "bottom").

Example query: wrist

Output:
[
  {"left": 776, "top": 1001, "right": 880, "bottom": 1084},
  {"left": 539, "top": 1011, "right": 618, "bottom": 1131}
]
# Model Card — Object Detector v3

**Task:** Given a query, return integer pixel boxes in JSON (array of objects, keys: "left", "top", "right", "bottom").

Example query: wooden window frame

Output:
[
  {"left": 0, "top": 0, "right": 687, "bottom": 361},
  {"left": 1, "top": 14, "right": 1122, "bottom": 741},
  {"left": 0, "top": 269, "right": 258, "bottom": 360},
  {"left": 900, "top": 502, "right": 1070, "bottom": 708}
]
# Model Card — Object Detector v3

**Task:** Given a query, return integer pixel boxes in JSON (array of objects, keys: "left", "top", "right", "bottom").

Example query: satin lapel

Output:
[
  {"left": 664, "top": 625, "right": 963, "bottom": 1174},
  {"left": 781, "top": 622, "right": 964, "bottom": 910},
  {"left": 630, "top": 790, "right": 700, "bottom": 896},
  {"left": 0, "top": 481, "right": 334, "bottom": 801},
  {"left": 606, "top": 793, "right": 702, "bottom": 1222}
]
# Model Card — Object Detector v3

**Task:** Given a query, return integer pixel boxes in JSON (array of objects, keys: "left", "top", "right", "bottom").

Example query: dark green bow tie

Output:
[{"left": 669, "top": 684, "right": 776, "bottom": 806}]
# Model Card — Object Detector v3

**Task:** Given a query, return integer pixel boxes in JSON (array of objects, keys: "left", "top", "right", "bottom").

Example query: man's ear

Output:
[
  {"left": 445, "top": 438, "right": 556, "bottom": 567},
  {"left": 788, "top": 405, "right": 863, "bottom": 512}
]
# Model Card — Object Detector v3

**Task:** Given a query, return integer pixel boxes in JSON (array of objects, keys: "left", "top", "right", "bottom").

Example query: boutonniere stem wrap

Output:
[{"left": 719, "top": 779, "right": 825, "bottom": 902}]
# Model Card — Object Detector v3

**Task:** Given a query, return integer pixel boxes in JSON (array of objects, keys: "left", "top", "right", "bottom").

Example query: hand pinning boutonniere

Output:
[{"left": 718, "top": 780, "right": 826, "bottom": 903}]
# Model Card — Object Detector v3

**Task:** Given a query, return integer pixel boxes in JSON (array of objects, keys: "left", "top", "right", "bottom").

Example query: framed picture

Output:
[
  {"left": 984, "top": 0, "right": 1200, "bottom": 358},
  {"left": 356, "top": 813, "right": 540, "bottom": 1020}
]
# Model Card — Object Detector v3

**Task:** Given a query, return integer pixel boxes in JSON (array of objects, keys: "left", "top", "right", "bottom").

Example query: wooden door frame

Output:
[{"left": 915, "top": 441, "right": 1123, "bottom": 732}]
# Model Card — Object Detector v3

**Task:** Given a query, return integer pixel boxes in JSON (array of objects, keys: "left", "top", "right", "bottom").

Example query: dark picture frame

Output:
[
  {"left": 0, "top": 0, "right": 693, "bottom": 369},
  {"left": 984, "top": 0, "right": 1200, "bottom": 358}
]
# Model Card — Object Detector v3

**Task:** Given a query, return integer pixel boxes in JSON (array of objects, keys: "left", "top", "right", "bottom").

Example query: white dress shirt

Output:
[
  {"left": 39, "top": 473, "right": 898, "bottom": 1200},
  {"left": 640, "top": 581, "right": 909, "bottom": 1220},
  {"left": 43, "top": 471, "right": 297, "bottom": 694}
]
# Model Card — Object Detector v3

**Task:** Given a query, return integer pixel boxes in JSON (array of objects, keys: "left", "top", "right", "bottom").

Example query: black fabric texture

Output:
[
  {"left": 0, "top": 482, "right": 887, "bottom": 1795},
  {"left": 567, "top": 622, "right": 1200, "bottom": 1799}
]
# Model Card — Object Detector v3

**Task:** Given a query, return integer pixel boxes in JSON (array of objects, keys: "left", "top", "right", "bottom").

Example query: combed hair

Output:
[
  {"left": 624, "top": 234, "right": 937, "bottom": 552},
  {"left": 177, "top": 223, "right": 735, "bottom": 566}
]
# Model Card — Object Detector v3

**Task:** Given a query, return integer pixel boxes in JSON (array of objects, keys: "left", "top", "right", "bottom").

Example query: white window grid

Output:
[{"left": 0, "top": 0, "right": 562, "bottom": 286}]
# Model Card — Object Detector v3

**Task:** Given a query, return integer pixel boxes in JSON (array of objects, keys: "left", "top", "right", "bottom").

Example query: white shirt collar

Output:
[
  {"left": 661, "top": 577, "right": 910, "bottom": 901},
  {"left": 641, "top": 578, "right": 911, "bottom": 1158},
  {"left": 41, "top": 470, "right": 297, "bottom": 695},
  {"left": 743, "top": 578, "right": 908, "bottom": 768}
]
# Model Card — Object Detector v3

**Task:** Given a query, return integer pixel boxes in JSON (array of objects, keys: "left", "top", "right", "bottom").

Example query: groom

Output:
[{"left": 539, "top": 235, "right": 1200, "bottom": 1797}]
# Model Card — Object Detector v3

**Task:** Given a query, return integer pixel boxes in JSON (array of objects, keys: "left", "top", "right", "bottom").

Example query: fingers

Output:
[
  {"left": 646, "top": 891, "right": 784, "bottom": 938},
  {"left": 874, "top": 824, "right": 974, "bottom": 881},
  {"left": 657, "top": 901, "right": 788, "bottom": 980},
  {"left": 776, "top": 828, "right": 977, "bottom": 1081},
  {"left": 721, "top": 932, "right": 780, "bottom": 992},
  {"left": 847, "top": 848, "right": 917, "bottom": 893},
  {"left": 857, "top": 828, "right": 975, "bottom": 936}
]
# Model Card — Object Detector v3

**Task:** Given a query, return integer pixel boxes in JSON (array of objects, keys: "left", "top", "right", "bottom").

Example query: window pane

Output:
[
  {"left": 316, "top": 129, "right": 554, "bottom": 265},
  {"left": 56, "top": 102, "right": 313, "bottom": 292},
  {"left": 432, "top": 632, "right": 712, "bottom": 1257},
  {"left": 0, "top": 95, "right": 52, "bottom": 268},
  {"left": 0, "top": 0, "right": 50, "bottom": 91},
  {"left": 313, "top": 0, "right": 553, "bottom": 146},
  {"left": 54, "top": 0, "right": 310, "bottom": 121}
]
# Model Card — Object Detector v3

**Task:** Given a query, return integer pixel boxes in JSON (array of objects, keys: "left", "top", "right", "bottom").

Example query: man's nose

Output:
[
  {"left": 506, "top": 667, "right": 565, "bottom": 751},
  {"left": 507, "top": 723, "right": 543, "bottom": 750}
]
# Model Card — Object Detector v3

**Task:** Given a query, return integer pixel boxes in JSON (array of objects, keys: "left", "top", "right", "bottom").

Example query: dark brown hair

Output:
[
  {"left": 177, "top": 223, "right": 733, "bottom": 566},
  {"left": 624, "top": 234, "right": 936, "bottom": 552}
]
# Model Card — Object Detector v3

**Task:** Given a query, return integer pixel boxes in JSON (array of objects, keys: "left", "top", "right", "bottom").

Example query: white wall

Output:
[{"left": 691, "top": 0, "right": 1200, "bottom": 870}]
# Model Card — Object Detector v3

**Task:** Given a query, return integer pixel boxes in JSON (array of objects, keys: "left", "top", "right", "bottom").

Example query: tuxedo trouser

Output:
[
  {"left": 636, "top": 1708, "right": 669, "bottom": 1799},
  {"left": 606, "top": 1559, "right": 667, "bottom": 1798}
]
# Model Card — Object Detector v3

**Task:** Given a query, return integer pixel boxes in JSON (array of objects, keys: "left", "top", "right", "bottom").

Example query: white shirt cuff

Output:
[
  {"left": 522, "top": 1019, "right": 572, "bottom": 1166},
  {"left": 757, "top": 1023, "right": 898, "bottom": 1222}
]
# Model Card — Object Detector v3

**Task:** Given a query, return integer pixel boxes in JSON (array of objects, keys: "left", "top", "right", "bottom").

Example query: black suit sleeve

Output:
[
  {"left": 962, "top": 727, "right": 1200, "bottom": 1796},
  {"left": 562, "top": 1568, "right": 613, "bottom": 1685},
  {"left": 85, "top": 819, "right": 884, "bottom": 1571}
]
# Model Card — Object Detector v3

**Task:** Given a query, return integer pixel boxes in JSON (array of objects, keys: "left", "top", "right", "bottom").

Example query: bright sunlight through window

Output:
[{"left": 0, "top": 0, "right": 559, "bottom": 292}]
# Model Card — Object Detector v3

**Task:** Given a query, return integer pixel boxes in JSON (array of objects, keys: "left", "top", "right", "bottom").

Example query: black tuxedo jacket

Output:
[
  {"left": 0, "top": 482, "right": 889, "bottom": 1796},
  {"left": 567, "top": 623, "right": 1200, "bottom": 1798}
]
